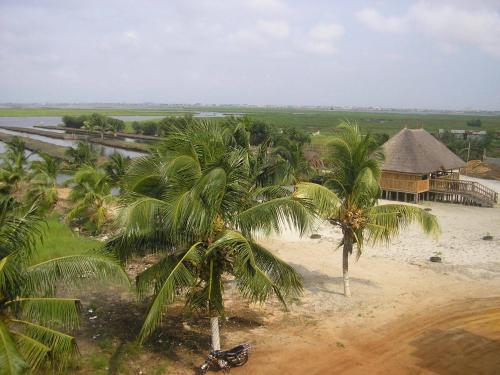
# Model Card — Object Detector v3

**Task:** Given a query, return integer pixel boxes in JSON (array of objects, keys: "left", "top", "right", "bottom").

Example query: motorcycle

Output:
[{"left": 199, "top": 344, "right": 251, "bottom": 374}]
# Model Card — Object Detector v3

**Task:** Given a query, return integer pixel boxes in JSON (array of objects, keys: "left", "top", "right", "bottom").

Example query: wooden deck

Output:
[
  {"left": 380, "top": 177, "right": 429, "bottom": 193},
  {"left": 380, "top": 174, "right": 498, "bottom": 207},
  {"left": 428, "top": 179, "right": 498, "bottom": 207}
]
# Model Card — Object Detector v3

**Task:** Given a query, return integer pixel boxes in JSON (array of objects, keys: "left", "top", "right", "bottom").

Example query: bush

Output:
[
  {"left": 62, "top": 115, "right": 89, "bottom": 128},
  {"left": 467, "top": 119, "right": 482, "bottom": 127}
]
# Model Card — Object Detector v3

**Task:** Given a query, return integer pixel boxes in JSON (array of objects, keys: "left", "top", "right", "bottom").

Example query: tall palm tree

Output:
[
  {"left": 296, "top": 122, "right": 440, "bottom": 297},
  {"left": 103, "top": 152, "right": 130, "bottom": 189},
  {"left": 108, "top": 120, "right": 313, "bottom": 349},
  {"left": 0, "top": 138, "right": 31, "bottom": 194},
  {"left": 25, "top": 153, "right": 62, "bottom": 213},
  {"left": 67, "top": 166, "right": 113, "bottom": 234},
  {"left": 65, "top": 141, "right": 98, "bottom": 170},
  {"left": 83, "top": 113, "right": 109, "bottom": 139},
  {"left": 0, "top": 196, "right": 128, "bottom": 374}
]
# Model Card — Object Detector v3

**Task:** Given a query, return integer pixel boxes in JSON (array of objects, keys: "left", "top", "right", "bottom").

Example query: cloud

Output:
[
  {"left": 245, "top": 0, "right": 287, "bottom": 14},
  {"left": 308, "top": 23, "right": 344, "bottom": 40},
  {"left": 356, "top": 2, "right": 500, "bottom": 58},
  {"left": 411, "top": 2, "right": 500, "bottom": 58},
  {"left": 303, "top": 22, "right": 344, "bottom": 56},
  {"left": 356, "top": 8, "right": 408, "bottom": 33},
  {"left": 256, "top": 20, "right": 290, "bottom": 39}
]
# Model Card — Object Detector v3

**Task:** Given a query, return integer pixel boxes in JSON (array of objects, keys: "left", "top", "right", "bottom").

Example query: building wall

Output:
[{"left": 380, "top": 171, "right": 430, "bottom": 193}]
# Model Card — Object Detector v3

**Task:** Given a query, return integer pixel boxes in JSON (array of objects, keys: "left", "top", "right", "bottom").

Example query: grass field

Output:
[
  {"left": 1, "top": 106, "right": 500, "bottom": 138},
  {"left": 31, "top": 215, "right": 101, "bottom": 263}
]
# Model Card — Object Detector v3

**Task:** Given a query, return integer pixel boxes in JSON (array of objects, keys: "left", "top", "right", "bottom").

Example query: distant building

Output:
[
  {"left": 380, "top": 128, "right": 497, "bottom": 207},
  {"left": 438, "top": 129, "right": 488, "bottom": 140}
]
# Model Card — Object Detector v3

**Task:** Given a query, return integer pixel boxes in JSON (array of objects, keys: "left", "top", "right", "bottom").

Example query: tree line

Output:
[{"left": 0, "top": 119, "right": 438, "bottom": 374}]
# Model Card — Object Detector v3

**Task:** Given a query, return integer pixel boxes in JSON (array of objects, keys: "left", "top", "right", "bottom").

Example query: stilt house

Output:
[{"left": 380, "top": 128, "right": 497, "bottom": 207}]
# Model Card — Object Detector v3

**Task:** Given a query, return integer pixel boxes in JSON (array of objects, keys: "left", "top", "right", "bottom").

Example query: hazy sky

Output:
[{"left": 1, "top": 0, "right": 499, "bottom": 109}]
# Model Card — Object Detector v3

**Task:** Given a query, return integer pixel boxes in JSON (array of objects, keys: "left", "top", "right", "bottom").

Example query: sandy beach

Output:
[
  {"left": 196, "top": 177, "right": 500, "bottom": 375},
  {"left": 73, "top": 178, "right": 500, "bottom": 375}
]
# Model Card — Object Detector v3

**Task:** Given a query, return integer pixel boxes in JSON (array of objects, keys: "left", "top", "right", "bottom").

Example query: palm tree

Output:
[
  {"left": 0, "top": 138, "right": 31, "bottom": 194},
  {"left": 25, "top": 153, "right": 62, "bottom": 213},
  {"left": 84, "top": 113, "right": 109, "bottom": 139},
  {"left": 65, "top": 141, "right": 98, "bottom": 170},
  {"left": 108, "top": 120, "right": 313, "bottom": 349},
  {"left": 67, "top": 166, "right": 113, "bottom": 234},
  {"left": 107, "top": 118, "right": 125, "bottom": 137},
  {"left": 0, "top": 196, "right": 128, "bottom": 374},
  {"left": 296, "top": 122, "right": 440, "bottom": 297},
  {"left": 103, "top": 152, "right": 130, "bottom": 188}
]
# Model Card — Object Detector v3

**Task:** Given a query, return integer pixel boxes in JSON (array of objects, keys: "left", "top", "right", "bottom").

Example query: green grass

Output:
[
  {"left": 32, "top": 215, "right": 101, "bottom": 263},
  {"left": 2, "top": 106, "right": 500, "bottom": 143}
]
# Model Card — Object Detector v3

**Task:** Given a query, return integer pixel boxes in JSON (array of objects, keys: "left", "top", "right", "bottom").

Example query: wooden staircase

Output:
[{"left": 429, "top": 179, "right": 498, "bottom": 207}]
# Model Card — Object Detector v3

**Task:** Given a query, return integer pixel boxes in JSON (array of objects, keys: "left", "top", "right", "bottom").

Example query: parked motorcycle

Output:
[{"left": 199, "top": 344, "right": 251, "bottom": 374}]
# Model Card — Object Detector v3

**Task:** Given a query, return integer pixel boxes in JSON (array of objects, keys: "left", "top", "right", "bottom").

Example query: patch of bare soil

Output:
[{"left": 240, "top": 297, "right": 500, "bottom": 375}]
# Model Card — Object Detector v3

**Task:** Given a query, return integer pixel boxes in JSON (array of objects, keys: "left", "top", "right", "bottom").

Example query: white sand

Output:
[{"left": 253, "top": 177, "right": 500, "bottom": 316}]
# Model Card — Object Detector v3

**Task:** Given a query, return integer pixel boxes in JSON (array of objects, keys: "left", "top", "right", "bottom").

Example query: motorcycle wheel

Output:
[
  {"left": 198, "top": 363, "right": 209, "bottom": 375},
  {"left": 232, "top": 354, "right": 248, "bottom": 367}
]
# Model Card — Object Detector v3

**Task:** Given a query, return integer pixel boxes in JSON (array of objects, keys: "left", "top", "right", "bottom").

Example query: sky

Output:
[{"left": 1, "top": 0, "right": 500, "bottom": 110}]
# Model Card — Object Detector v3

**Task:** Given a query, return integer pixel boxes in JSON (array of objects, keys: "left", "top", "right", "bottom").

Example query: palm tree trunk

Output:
[
  {"left": 210, "top": 316, "right": 221, "bottom": 351},
  {"left": 342, "top": 233, "right": 352, "bottom": 297}
]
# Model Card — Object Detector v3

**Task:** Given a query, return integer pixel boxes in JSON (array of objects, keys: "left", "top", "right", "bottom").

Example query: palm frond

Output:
[
  {"left": 11, "top": 320, "right": 78, "bottom": 370},
  {"left": 250, "top": 242, "right": 303, "bottom": 301},
  {"left": 294, "top": 182, "right": 340, "bottom": 217},
  {"left": 12, "top": 332, "right": 50, "bottom": 371},
  {"left": 26, "top": 248, "right": 129, "bottom": 295},
  {"left": 209, "top": 231, "right": 292, "bottom": 308},
  {"left": 366, "top": 204, "right": 440, "bottom": 245},
  {"left": 138, "top": 242, "right": 201, "bottom": 343},
  {"left": 0, "top": 321, "right": 29, "bottom": 375},
  {"left": 236, "top": 196, "right": 314, "bottom": 238},
  {"left": 7, "top": 298, "right": 81, "bottom": 330}
]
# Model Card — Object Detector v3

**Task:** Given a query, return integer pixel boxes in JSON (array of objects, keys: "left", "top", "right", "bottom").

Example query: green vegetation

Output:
[
  {"left": 25, "top": 154, "right": 61, "bottom": 213},
  {"left": 0, "top": 197, "right": 127, "bottom": 374},
  {"left": 33, "top": 215, "right": 101, "bottom": 262},
  {"left": 108, "top": 120, "right": 312, "bottom": 348},
  {"left": 296, "top": 122, "right": 440, "bottom": 297},
  {"left": 0, "top": 115, "right": 451, "bottom": 373},
  {"left": 67, "top": 165, "right": 113, "bottom": 234},
  {"left": 2, "top": 106, "right": 500, "bottom": 136},
  {"left": 439, "top": 131, "right": 494, "bottom": 160}
]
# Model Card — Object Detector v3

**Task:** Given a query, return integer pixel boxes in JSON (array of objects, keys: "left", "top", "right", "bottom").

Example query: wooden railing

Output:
[
  {"left": 380, "top": 177, "right": 429, "bottom": 193},
  {"left": 436, "top": 172, "right": 459, "bottom": 180},
  {"left": 430, "top": 179, "right": 498, "bottom": 204}
]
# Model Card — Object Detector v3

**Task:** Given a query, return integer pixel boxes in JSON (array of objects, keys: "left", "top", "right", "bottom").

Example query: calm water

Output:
[
  {"left": 0, "top": 116, "right": 150, "bottom": 158},
  {"left": 0, "top": 115, "right": 164, "bottom": 128}
]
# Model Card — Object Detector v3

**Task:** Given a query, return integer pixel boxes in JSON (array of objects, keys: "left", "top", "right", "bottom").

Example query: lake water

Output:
[
  {"left": 0, "top": 115, "right": 152, "bottom": 158},
  {"left": 0, "top": 113, "right": 237, "bottom": 159},
  {"left": 0, "top": 115, "right": 165, "bottom": 129}
]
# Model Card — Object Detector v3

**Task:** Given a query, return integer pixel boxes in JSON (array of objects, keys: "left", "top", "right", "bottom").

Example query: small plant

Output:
[
  {"left": 430, "top": 250, "right": 442, "bottom": 262},
  {"left": 482, "top": 233, "right": 493, "bottom": 241}
]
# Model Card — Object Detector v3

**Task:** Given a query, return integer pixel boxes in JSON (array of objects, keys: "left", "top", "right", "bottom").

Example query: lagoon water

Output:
[{"left": 0, "top": 115, "right": 155, "bottom": 158}]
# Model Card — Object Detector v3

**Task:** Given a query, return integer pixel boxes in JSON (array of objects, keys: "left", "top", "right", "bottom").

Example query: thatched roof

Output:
[{"left": 381, "top": 128, "right": 465, "bottom": 174}]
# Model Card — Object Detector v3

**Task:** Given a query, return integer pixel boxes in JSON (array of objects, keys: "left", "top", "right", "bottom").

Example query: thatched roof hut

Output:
[
  {"left": 379, "top": 128, "right": 497, "bottom": 206},
  {"left": 382, "top": 128, "right": 465, "bottom": 174}
]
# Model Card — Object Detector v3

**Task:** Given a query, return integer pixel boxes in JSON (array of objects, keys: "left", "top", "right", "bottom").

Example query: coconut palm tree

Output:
[
  {"left": 83, "top": 113, "right": 109, "bottom": 139},
  {"left": 0, "top": 138, "right": 31, "bottom": 194},
  {"left": 0, "top": 196, "right": 128, "bottom": 374},
  {"left": 25, "top": 153, "right": 62, "bottom": 213},
  {"left": 67, "top": 166, "right": 113, "bottom": 234},
  {"left": 296, "top": 122, "right": 440, "bottom": 297},
  {"left": 65, "top": 141, "right": 98, "bottom": 170},
  {"left": 108, "top": 120, "right": 313, "bottom": 349},
  {"left": 103, "top": 152, "right": 130, "bottom": 188}
]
